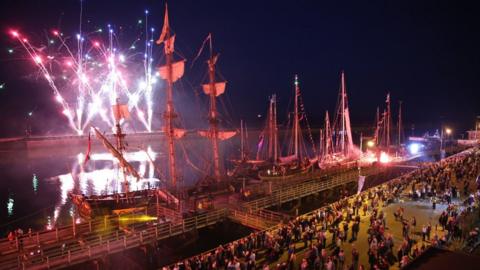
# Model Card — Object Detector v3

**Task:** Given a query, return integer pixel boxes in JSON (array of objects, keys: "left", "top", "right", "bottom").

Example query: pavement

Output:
[{"left": 258, "top": 197, "right": 454, "bottom": 269}]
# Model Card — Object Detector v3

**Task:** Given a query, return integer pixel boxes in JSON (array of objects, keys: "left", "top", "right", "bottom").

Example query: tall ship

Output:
[
  {"left": 258, "top": 75, "right": 317, "bottom": 180},
  {"left": 70, "top": 5, "right": 237, "bottom": 217}
]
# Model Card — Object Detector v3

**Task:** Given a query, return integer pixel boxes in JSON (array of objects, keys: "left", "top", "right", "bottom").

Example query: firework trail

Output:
[{"left": 8, "top": 10, "right": 160, "bottom": 135}]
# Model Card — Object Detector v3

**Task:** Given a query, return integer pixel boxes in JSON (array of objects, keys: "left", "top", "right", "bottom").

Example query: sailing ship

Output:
[
  {"left": 70, "top": 5, "right": 187, "bottom": 218},
  {"left": 196, "top": 34, "right": 236, "bottom": 188},
  {"left": 318, "top": 71, "right": 359, "bottom": 169},
  {"left": 258, "top": 75, "right": 316, "bottom": 180}
]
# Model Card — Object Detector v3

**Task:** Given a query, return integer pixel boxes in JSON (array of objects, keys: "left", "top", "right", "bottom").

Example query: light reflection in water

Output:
[
  {"left": 52, "top": 146, "right": 161, "bottom": 224},
  {"left": 7, "top": 195, "right": 14, "bottom": 217},
  {"left": 32, "top": 173, "right": 38, "bottom": 194}
]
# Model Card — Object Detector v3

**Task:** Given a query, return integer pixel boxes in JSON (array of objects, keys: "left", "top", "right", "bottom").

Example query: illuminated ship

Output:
[
  {"left": 257, "top": 75, "right": 316, "bottom": 181},
  {"left": 69, "top": 103, "right": 179, "bottom": 218}
]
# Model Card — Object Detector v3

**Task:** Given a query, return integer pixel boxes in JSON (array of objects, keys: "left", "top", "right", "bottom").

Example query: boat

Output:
[
  {"left": 318, "top": 71, "right": 360, "bottom": 169},
  {"left": 258, "top": 75, "right": 317, "bottom": 181}
]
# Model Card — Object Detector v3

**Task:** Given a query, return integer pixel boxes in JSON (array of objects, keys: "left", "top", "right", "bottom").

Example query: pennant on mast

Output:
[{"left": 156, "top": 4, "right": 170, "bottom": 45}]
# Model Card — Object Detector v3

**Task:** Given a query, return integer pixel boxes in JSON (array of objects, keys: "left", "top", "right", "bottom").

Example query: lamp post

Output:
[{"left": 440, "top": 127, "right": 452, "bottom": 159}]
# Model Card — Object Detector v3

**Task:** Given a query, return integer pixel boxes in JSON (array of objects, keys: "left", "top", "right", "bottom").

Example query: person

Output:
[
  {"left": 422, "top": 225, "right": 427, "bottom": 241},
  {"left": 8, "top": 231, "right": 15, "bottom": 246},
  {"left": 411, "top": 217, "right": 417, "bottom": 235},
  {"left": 352, "top": 246, "right": 359, "bottom": 270}
]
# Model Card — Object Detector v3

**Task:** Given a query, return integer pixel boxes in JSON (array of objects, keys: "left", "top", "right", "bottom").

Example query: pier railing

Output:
[{"left": 0, "top": 208, "right": 229, "bottom": 270}]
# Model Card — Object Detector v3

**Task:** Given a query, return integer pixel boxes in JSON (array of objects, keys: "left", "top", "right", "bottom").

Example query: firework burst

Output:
[{"left": 8, "top": 10, "right": 160, "bottom": 135}]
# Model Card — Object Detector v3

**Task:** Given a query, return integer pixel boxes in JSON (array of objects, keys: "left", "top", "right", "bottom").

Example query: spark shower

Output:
[{"left": 8, "top": 10, "right": 161, "bottom": 135}]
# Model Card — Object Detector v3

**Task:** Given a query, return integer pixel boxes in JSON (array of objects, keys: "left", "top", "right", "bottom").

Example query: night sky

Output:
[{"left": 0, "top": 0, "right": 479, "bottom": 137}]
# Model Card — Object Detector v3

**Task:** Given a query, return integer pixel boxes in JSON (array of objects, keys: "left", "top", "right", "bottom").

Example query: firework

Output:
[{"left": 8, "top": 10, "right": 160, "bottom": 135}]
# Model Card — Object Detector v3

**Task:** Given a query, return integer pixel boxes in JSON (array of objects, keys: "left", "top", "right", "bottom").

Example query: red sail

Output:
[
  {"left": 158, "top": 60, "right": 185, "bottom": 82},
  {"left": 112, "top": 104, "right": 130, "bottom": 121},
  {"left": 198, "top": 130, "right": 236, "bottom": 141},
  {"left": 202, "top": 82, "right": 226, "bottom": 96}
]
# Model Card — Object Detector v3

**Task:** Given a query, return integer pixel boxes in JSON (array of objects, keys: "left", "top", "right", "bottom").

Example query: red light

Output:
[
  {"left": 52, "top": 30, "right": 59, "bottom": 36},
  {"left": 93, "top": 41, "right": 100, "bottom": 47},
  {"left": 10, "top": 30, "right": 19, "bottom": 38}
]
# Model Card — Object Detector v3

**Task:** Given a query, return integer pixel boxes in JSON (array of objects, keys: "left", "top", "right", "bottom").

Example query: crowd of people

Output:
[{"left": 166, "top": 148, "right": 480, "bottom": 270}]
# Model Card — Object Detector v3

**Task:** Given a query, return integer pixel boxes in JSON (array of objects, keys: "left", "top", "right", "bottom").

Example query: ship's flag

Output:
[
  {"left": 156, "top": 4, "right": 170, "bottom": 45},
  {"left": 112, "top": 104, "right": 130, "bottom": 122},
  {"left": 83, "top": 133, "right": 91, "bottom": 165},
  {"left": 357, "top": 175, "right": 366, "bottom": 194}
]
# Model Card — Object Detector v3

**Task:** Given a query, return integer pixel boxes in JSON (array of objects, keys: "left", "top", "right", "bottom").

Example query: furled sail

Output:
[
  {"left": 202, "top": 82, "right": 226, "bottom": 96},
  {"left": 112, "top": 104, "right": 130, "bottom": 121},
  {"left": 158, "top": 60, "right": 185, "bottom": 82},
  {"left": 197, "top": 130, "right": 236, "bottom": 141},
  {"left": 92, "top": 127, "right": 140, "bottom": 180},
  {"left": 344, "top": 107, "right": 354, "bottom": 152}
]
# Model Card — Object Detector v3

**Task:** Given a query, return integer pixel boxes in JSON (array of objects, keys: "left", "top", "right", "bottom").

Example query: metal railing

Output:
[{"left": 0, "top": 208, "right": 229, "bottom": 270}]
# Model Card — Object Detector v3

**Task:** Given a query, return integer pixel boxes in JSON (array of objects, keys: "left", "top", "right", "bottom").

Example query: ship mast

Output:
[
  {"left": 324, "top": 110, "right": 332, "bottom": 159},
  {"left": 398, "top": 100, "right": 402, "bottom": 145},
  {"left": 240, "top": 120, "right": 244, "bottom": 160},
  {"left": 114, "top": 98, "right": 129, "bottom": 193},
  {"left": 267, "top": 94, "right": 279, "bottom": 163},
  {"left": 341, "top": 71, "right": 346, "bottom": 154},
  {"left": 273, "top": 95, "right": 278, "bottom": 163},
  {"left": 206, "top": 41, "right": 221, "bottom": 181},
  {"left": 293, "top": 75, "right": 300, "bottom": 159},
  {"left": 386, "top": 93, "right": 391, "bottom": 149},
  {"left": 156, "top": 4, "right": 185, "bottom": 188}
]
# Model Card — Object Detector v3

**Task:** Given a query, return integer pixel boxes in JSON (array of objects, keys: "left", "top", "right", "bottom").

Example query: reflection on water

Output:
[
  {"left": 7, "top": 194, "right": 14, "bottom": 217},
  {"left": 52, "top": 146, "right": 161, "bottom": 224},
  {"left": 32, "top": 174, "right": 38, "bottom": 194}
]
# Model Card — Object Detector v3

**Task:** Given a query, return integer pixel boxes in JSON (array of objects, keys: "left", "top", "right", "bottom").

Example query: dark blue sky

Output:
[{"left": 0, "top": 0, "right": 479, "bottom": 137}]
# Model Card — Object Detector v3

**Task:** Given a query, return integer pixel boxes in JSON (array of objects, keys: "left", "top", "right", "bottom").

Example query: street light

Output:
[
  {"left": 367, "top": 140, "right": 375, "bottom": 147},
  {"left": 440, "top": 127, "right": 452, "bottom": 159}
]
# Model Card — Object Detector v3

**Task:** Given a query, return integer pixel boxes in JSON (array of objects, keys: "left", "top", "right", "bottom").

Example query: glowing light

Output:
[
  {"left": 119, "top": 215, "right": 157, "bottom": 222},
  {"left": 408, "top": 143, "right": 422, "bottom": 155},
  {"left": 137, "top": 110, "right": 144, "bottom": 118},
  {"left": 7, "top": 49, "right": 13, "bottom": 54},
  {"left": 63, "top": 109, "right": 72, "bottom": 117},
  {"left": 93, "top": 41, "right": 100, "bottom": 47},
  {"left": 379, "top": 152, "right": 390, "bottom": 163},
  {"left": 445, "top": 128, "right": 452, "bottom": 135},
  {"left": 119, "top": 54, "right": 125, "bottom": 62},
  {"left": 33, "top": 55, "right": 42, "bottom": 64},
  {"left": 367, "top": 140, "right": 375, "bottom": 147},
  {"left": 10, "top": 30, "right": 19, "bottom": 37},
  {"left": 32, "top": 174, "right": 38, "bottom": 194},
  {"left": 0, "top": 83, "right": 5, "bottom": 89},
  {"left": 7, "top": 196, "right": 14, "bottom": 217},
  {"left": 52, "top": 30, "right": 59, "bottom": 36}
]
